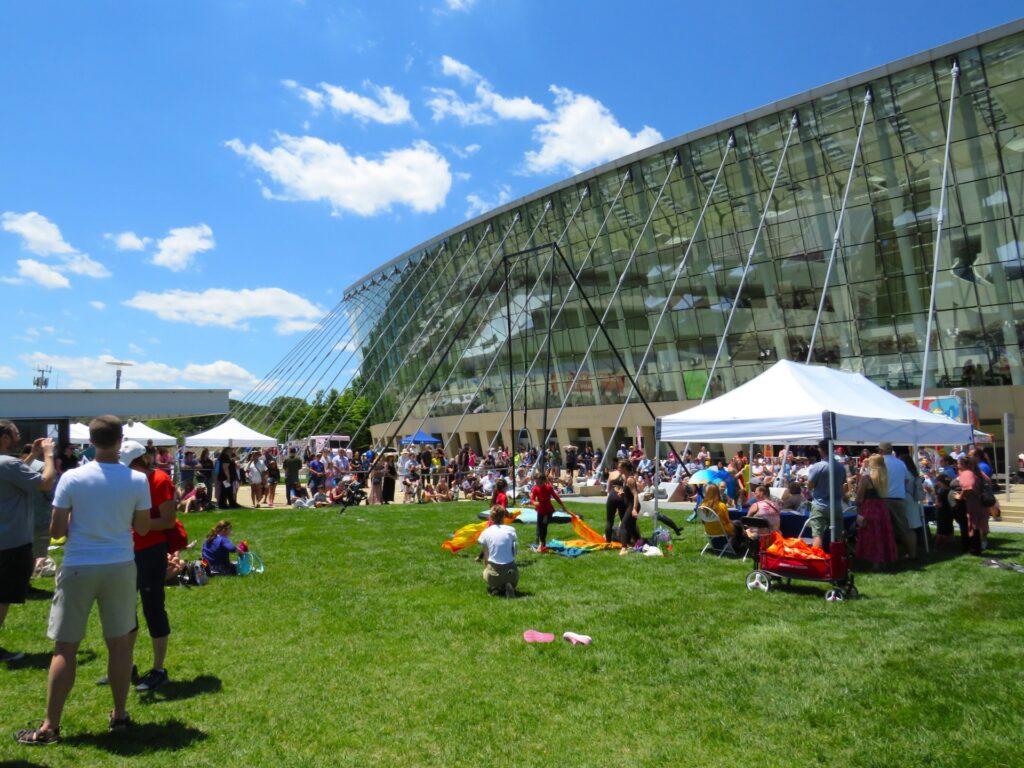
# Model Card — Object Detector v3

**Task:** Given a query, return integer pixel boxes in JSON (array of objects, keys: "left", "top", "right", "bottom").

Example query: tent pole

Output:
[
  {"left": 915, "top": 442, "right": 929, "bottom": 554},
  {"left": 829, "top": 438, "right": 838, "bottom": 546},
  {"left": 807, "top": 88, "right": 873, "bottom": 363},
  {"left": 918, "top": 60, "right": 961, "bottom": 407},
  {"left": 653, "top": 423, "right": 661, "bottom": 534}
]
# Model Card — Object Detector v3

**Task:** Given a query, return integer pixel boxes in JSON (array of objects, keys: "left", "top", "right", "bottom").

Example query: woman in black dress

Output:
[
  {"left": 218, "top": 448, "right": 239, "bottom": 509},
  {"left": 382, "top": 457, "right": 397, "bottom": 504}
]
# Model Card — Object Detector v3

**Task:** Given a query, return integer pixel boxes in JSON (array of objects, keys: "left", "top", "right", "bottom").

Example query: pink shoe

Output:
[
  {"left": 523, "top": 629, "right": 555, "bottom": 643},
  {"left": 563, "top": 631, "right": 592, "bottom": 646}
]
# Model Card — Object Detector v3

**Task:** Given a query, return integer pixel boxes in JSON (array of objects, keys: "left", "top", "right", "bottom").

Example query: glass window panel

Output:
[
  {"left": 982, "top": 31, "right": 1024, "bottom": 87},
  {"left": 890, "top": 64, "right": 938, "bottom": 113}
]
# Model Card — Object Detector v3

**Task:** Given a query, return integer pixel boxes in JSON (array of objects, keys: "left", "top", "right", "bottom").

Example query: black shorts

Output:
[{"left": 0, "top": 543, "right": 34, "bottom": 604}]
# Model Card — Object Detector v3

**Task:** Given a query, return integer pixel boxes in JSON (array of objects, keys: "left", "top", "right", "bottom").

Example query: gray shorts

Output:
[
  {"left": 884, "top": 498, "right": 911, "bottom": 538},
  {"left": 47, "top": 560, "right": 138, "bottom": 643},
  {"left": 809, "top": 501, "right": 832, "bottom": 538}
]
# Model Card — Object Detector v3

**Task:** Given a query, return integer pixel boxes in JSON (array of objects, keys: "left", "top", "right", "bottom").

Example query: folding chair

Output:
[{"left": 696, "top": 506, "right": 738, "bottom": 557}]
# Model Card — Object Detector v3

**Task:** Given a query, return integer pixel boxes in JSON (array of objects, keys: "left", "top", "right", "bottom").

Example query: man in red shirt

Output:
[
  {"left": 121, "top": 441, "right": 177, "bottom": 692},
  {"left": 529, "top": 470, "right": 570, "bottom": 552}
]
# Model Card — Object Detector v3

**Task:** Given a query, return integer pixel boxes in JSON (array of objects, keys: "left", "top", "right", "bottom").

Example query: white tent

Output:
[
  {"left": 69, "top": 421, "right": 177, "bottom": 446},
  {"left": 185, "top": 418, "right": 277, "bottom": 448},
  {"left": 657, "top": 360, "right": 974, "bottom": 446},
  {"left": 656, "top": 360, "right": 974, "bottom": 550}
]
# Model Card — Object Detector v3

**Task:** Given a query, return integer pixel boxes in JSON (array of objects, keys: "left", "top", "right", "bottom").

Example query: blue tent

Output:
[{"left": 400, "top": 430, "right": 441, "bottom": 445}]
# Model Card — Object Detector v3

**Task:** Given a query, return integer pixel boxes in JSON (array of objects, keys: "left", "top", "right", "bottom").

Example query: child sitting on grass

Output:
[{"left": 202, "top": 520, "right": 238, "bottom": 576}]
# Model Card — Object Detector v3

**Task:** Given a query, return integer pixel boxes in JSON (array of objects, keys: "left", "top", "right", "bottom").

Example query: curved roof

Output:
[{"left": 344, "top": 16, "right": 1024, "bottom": 296}]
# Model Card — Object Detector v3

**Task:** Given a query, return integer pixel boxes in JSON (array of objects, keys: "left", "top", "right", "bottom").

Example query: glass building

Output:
[{"left": 338, "top": 19, "right": 1024, "bottom": 458}]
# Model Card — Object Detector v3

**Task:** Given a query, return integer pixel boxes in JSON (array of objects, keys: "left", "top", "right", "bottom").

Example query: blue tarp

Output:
[{"left": 400, "top": 431, "right": 441, "bottom": 445}]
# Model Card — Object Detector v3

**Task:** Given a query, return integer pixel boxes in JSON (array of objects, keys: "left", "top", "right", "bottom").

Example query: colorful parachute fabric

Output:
[
  {"left": 539, "top": 538, "right": 623, "bottom": 557},
  {"left": 442, "top": 510, "right": 523, "bottom": 553},
  {"left": 569, "top": 513, "right": 621, "bottom": 548},
  {"left": 764, "top": 531, "right": 827, "bottom": 560}
]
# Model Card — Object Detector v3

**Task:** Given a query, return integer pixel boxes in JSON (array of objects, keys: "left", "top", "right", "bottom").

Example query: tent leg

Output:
[
  {"left": 829, "top": 439, "right": 838, "bottom": 544},
  {"left": 654, "top": 425, "right": 661, "bottom": 535},
  {"left": 915, "top": 442, "right": 929, "bottom": 554}
]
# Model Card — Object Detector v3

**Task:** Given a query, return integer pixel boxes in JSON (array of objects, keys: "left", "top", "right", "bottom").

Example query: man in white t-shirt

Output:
[
  {"left": 16, "top": 415, "right": 152, "bottom": 746},
  {"left": 475, "top": 506, "right": 519, "bottom": 598}
]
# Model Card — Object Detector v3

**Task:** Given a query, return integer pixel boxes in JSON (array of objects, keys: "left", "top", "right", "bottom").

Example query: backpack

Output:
[{"left": 236, "top": 551, "right": 264, "bottom": 576}]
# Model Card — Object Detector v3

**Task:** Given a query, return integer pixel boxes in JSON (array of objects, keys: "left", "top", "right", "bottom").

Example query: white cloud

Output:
[
  {"left": 432, "top": 56, "right": 549, "bottom": 125},
  {"left": 1, "top": 211, "right": 76, "bottom": 256},
  {"left": 128, "top": 342, "right": 145, "bottom": 355},
  {"left": 282, "top": 78, "right": 325, "bottom": 112},
  {"left": 62, "top": 253, "right": 111, "bottom": 278},
  {"left": 151, "top": 224, "right": 215, "bottom": 272},
  {"left": 465, "top": 143, "right": 481, "bottom": 155},
  {"left": 123, "top": 287, "right": 323, "bottom": 335},
  {"left": 2, "top": 211, "right": 110, "bottom": 284},
  {"left": 445, "top": 0, "right": 477, "bottom": 11},
  {"left": 285, "top": 79, "right": 412, "bottom": 125},
  {"left": 466, "top": 185, "right": 512, "bottom": 218},
  {"left": 90, "top": 300, "right": 106, "bottom": 310},
  {"left": 0, "top": 365, "right": 16, "bottom": 380},
  {"left": 20, "top": 352, "right": 257, "bottom": 393},
  {"left": 524, "top": 86, "right": 662, "bottom": 175},
  {"left": 227, "top": 134, "right": 452, "bottom": 216},
  {"left": 105, "top": 231, "right": 151, "bottom": 251},
  {"left": 321, "top": 81, "right": 412, "bottom": 125},
  {"left": 276, "top": 319, "right": 319, "bottom": 334},
  {"left": 16, "top": 259, "right": 70, "bottom": 289}
]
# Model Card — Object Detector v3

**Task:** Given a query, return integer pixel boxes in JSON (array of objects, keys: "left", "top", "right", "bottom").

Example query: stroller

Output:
[
  {"left": 743, "top": 517, "right": 857, "bottom": 602},
  {"left": 335, "top": 479, "right": 367, "bottom": 512}
]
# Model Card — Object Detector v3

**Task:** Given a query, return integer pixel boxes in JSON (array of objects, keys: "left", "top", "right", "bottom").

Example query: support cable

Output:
[
  {"left": 701, "top": 112, "right": 799, "bottom": 404},
  {"left": 485, "top": 172, "right": 631, "bottom": 452},
  {"left": 247, "top": 279, "right": 392, "bottom": 432},
  {"left": 356, "top": 216, "right": 520, "bottom": 449},
  {"left": 298, "top": 235, "right": 469, "bottom": 441},
  {"left": 918, "top": 60, "right": 961, "bottom": 407},
  {"left": 276, "top": 239, "right": 455, "bottom": 440},
  {"left": 315, "top": 226, "right": 492, "bottom": 442},
  {"left": 807, "top": 88, "right": 874, "bottom": 362},
  {"left": 230, "top": 296, "right": 349, "bottom": 425},
  {"left": 601, "top": 136, "right": 735, "bottom": 468},
  {"left": 403, "top": 204, "right": 553, "bottom": 446},
  {"left": 538, "top": 155, "right": 680, "bottom": 463}
]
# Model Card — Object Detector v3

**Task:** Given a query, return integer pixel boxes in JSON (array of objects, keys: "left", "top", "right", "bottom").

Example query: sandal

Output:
[
  {"left": 109, "top": 712, "right": 133, "bottom": 732},
  {"left": 15, "top": 723, "right": 60, "bottom": 745}
]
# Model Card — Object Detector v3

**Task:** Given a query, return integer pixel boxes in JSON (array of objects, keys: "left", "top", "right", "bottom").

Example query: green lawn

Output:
[{"left": 2, "top": 501, "right": 1022, "bottom": 767}]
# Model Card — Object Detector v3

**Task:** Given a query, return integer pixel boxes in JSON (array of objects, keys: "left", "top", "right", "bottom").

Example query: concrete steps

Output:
[{"left": 995, "top": 490, "right": 1024, "bottom": 524}]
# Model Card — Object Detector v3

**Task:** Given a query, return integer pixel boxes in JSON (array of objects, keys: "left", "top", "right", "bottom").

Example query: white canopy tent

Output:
[
  {"left": 658, "top": 360, "right": 974, "bottom": 447},
  {"left": 185, "top": 418, "right": 277, "bottom": 448},
  {"left": 69, "top": 420, "right": 178, "bottom": 446},
  {"left": 656, "top": 361, "right": 975, "bottom": 548}
]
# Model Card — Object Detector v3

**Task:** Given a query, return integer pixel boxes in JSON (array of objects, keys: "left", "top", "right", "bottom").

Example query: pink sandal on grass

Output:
[
  {"left": 563, "top": 631, "right": 592, "bottom": 646},
  {"left": 523, "top": 629, "right": 555, "bottom": 643}
]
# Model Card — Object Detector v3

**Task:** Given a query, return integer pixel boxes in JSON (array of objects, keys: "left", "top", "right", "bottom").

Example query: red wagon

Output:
[{"left": 744, "top": 523, "right": 857, "bottom": 602}]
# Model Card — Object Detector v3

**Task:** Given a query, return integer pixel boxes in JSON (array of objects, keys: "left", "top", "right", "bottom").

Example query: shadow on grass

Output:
[
  {"left": 26, "top": 585, "right": 53, "bottom": 601},
  {"left": 5, "top": 651, "right": 56, "bottom": 671},
  {"left": 0, "top": 759, "right": 50, "bottom": 768},
  {"left": 139, "top": 674, "right": 222, "bottom": 703},
  {"left": 65, "top": 719, "right": 207, "bottom": 754}
]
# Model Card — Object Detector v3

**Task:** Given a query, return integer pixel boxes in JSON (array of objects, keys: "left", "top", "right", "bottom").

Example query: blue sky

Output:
[{"left": 1, "top": 1, "right": 1020, "bottom": 398}]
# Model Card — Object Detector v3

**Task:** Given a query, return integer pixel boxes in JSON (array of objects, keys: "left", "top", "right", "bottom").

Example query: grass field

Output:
[{"left": 1, "top": 501, "right": 1022, "bottom": 767}]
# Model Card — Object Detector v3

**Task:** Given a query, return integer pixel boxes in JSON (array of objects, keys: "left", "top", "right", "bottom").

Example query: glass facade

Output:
[{"left": 343, "top": 24, "right": 1024, "bottom": 439}]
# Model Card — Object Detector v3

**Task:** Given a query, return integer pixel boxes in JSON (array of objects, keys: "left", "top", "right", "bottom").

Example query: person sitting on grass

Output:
[
  {"left": 420, "top": 483, "right": 437, "bottom": 503},
  {"left": 474, "top": 505, "right": 519, "bottom": 598},
  {"left": 434, "top": 479, "right": 453, "bottom": 502},
  {"left": 201, "top": 520, "right": 238, "bottom": 576},
  {"left": 178, "top": 483, "right": 212, "bottom": 514}
]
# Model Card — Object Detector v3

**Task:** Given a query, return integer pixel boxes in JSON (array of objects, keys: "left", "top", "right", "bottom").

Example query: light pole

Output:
[{"left": 107, "top": 360, "right": 133, "bottom": 390}]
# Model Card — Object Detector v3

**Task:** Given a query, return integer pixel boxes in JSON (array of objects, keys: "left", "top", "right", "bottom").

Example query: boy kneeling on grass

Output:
[{"left": 475, "top": 505, "right": 519, "bottom": 598}]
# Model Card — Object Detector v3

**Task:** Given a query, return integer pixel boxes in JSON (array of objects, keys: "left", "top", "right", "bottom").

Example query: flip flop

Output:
[
  {"left": 523, "top": 629, "right": 555, "bottom": 643},
  {"left": 563, "top": 631, "right": 592, "bottom": 646}
]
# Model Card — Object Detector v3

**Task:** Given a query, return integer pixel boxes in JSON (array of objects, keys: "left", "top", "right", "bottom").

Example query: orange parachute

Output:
[
  {"left": 442, "top": 510, "right": 521, "bottom": 554},
  {"left": 764, "top": 531, "right": 827, "bottom": 560},
  {"left": 568, "top": 512, "right": 621, "bottom": 548}
]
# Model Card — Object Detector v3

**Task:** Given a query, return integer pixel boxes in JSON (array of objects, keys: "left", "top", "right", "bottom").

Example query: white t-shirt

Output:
[
  {"left": 53, "top": 461, "right": 150, "bottom": 567},
  {"left": 478, "top": 524, "right": 517, "bottom": 565},
  {"left": 246, "top": 458, "right": 266, "bottom": 484}
]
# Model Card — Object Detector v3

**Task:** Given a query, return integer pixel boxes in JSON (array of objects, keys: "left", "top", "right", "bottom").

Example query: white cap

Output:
[{"left": 120, "top": 440, "right": 147, "bottom": 467}]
